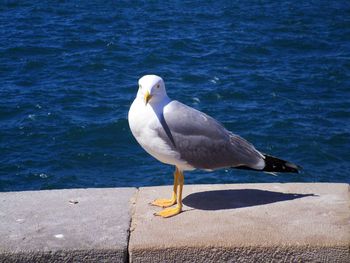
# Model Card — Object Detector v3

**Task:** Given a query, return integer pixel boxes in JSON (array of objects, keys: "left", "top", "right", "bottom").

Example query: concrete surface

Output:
[
  {"left": 0, "top": 187, "right": 136, "bottom": 263},
  {"left": 129, "top": 183, "right": 350, "bottom": 262},
  {"left": 1, "top": 184, "right": 349, "bottom": 263}
]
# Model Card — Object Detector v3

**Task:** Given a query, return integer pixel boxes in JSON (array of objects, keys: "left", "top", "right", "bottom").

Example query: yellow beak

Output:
[{"left": 144, "top": 90, "right": 152, "bottom": 105}]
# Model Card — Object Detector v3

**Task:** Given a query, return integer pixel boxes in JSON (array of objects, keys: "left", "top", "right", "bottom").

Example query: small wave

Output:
[
  {"left": 28, "top": 114, "right": 36, "bottom": 121},
  {"left": 38, "top": 173, "right": 48, "bottom": 179},
  {"left": 6, "top": 46, "right": 63, "bottom": 56},
  {"left": 192, "top": 97, "right": 200, "bottom": 103}
]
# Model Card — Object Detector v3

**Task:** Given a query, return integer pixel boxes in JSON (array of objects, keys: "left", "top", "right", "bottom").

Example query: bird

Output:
[{"left": 128, "top": 75, "right": 300, "bottom": 218}]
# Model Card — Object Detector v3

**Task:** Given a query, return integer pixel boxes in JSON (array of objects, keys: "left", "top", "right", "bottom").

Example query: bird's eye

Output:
[{"left": 156, "top": 84, "right": 160, "bottom": 89}]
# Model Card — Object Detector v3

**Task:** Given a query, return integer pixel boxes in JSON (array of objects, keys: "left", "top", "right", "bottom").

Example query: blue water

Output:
[{"left": 1, "top": 1, "right": 349, "bottom": 191}]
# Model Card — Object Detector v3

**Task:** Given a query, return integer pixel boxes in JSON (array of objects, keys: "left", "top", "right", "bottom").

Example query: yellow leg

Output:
[
  {"left": 151, "top": 167, "right": 179, "bottom": 208},
  {"left": 155, "top": 168, "right": 184, "bottom": 218}
]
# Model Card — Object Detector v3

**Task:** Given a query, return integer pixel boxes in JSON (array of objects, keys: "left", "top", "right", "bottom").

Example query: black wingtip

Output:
[
  {"left": 262, "top": 154, "right": 301, "bottom": 173},
  {"left": 234, "top": 154, "right": 301, "bottom": 174}
]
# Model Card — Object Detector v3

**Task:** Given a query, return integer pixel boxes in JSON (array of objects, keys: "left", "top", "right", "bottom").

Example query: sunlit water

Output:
[{"left": 0, "top": 1, "right": 349, "bottom": 191}]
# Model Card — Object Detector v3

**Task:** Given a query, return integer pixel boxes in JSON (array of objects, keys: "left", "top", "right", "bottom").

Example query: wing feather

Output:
[{"left": 155, "top": 101, "right": 264, "bottom": 170}]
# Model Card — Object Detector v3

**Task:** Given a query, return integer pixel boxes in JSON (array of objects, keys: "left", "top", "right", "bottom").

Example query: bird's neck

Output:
[{"left": 149, "top": 97, "right": 171, "bottom": 116}]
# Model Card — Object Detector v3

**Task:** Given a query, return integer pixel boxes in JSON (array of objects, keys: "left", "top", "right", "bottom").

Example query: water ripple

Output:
[{"left": 1, "top": 0, "right": 349, "bottom": 191}]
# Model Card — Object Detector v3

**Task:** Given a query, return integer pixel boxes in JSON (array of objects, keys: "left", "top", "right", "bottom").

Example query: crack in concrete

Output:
[{"left": 127, "top": 187, "right": 140, "bottom": 263}]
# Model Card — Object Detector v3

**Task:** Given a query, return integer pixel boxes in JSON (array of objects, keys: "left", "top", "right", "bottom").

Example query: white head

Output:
[{"left": 137, "top": 75, "right": 168, "bottom": 105}]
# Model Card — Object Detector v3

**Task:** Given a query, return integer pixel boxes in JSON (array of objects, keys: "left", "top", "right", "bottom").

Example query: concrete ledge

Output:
[
  {"left": 129, "top": 183, "right": 350, "bottom": 262},
  {"left": 0, "top": 184, "right": 349, "bottom": 262},
  {"left": 0, "top": 188, "right": 136, "bottom": 262}
]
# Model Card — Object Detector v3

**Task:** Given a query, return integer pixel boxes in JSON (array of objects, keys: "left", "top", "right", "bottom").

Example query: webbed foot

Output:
[
  {"left": 150, "top": 198, "right": 176, "bottom": 208},
  {"left": 154, "top": 205, "right": 182, "bottom": 218}
]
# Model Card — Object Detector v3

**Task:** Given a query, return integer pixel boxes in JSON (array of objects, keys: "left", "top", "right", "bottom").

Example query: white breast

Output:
[{"left": 128, "top": 98, "right": 194, "bottom": 170}]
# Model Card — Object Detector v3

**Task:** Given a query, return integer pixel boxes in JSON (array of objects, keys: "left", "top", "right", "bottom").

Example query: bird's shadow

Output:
[{"left": 182, "top": 189, "right": 317, "bottom": 211}]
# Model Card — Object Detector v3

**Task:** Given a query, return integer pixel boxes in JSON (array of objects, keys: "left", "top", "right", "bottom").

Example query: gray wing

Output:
[{"left": 156, "top": 100, "right": 264, "bottom": 170}]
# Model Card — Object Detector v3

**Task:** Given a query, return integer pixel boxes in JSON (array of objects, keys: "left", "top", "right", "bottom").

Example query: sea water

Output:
[{"left": 0, "top": 1, "right": 349, "bottom": 191}]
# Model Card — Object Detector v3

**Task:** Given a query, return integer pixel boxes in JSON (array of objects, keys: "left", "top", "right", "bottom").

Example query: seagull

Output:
[{"left": 128, "top": 75, "right": 299, "bottom": 218}]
